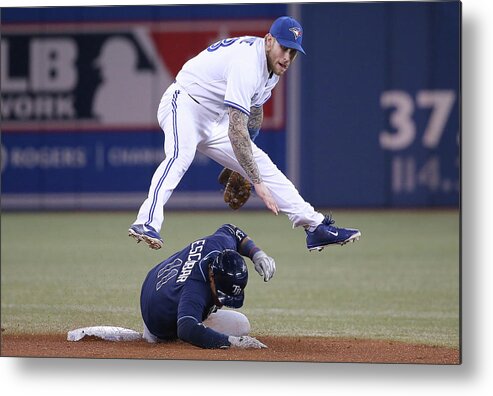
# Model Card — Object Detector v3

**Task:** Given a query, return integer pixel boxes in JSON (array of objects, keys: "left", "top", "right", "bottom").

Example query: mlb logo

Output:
[{"left": 1, "top": 19, "right": 285, "bottom": 131}]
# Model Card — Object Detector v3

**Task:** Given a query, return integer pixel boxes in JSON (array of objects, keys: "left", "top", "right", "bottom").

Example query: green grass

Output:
[{"left": 1, "top": 209, "right": 460, "bottom": 348}]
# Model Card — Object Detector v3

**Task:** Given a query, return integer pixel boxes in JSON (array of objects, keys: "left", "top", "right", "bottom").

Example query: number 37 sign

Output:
[{"left": 379, "top": 89, "right": 459, "bottom": 196}]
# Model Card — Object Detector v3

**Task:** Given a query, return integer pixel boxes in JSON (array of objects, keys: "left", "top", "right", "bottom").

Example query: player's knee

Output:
[
  {"left": 203, "top": 309, "right": 251, "bottom": 336},
  {"left": 172, "top": 153, "right": 196, "bottom": 176}
]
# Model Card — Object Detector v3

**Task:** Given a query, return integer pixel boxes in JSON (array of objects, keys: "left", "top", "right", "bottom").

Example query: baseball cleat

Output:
[
  {"left": 128, "top": 224, "right": 163, "bottom": 250},
  {"left": 305, "top": 215, "right": 361, "bottom": 251}
]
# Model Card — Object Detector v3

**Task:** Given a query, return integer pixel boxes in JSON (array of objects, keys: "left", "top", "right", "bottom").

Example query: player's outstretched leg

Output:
[
  {"left": 128, "top": 224, "right": 164, "bottom": 250},
  {"left": 128, "top": 86, "right": 200, "bottom": 251},
  {"left": 305, "top": 214, "right": 361, "bottom": 251}
]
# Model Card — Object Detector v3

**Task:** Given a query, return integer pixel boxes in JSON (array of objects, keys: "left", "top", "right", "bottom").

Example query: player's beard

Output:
[{"left": 266, "top": 54, "right": 289, "bottom": 76}]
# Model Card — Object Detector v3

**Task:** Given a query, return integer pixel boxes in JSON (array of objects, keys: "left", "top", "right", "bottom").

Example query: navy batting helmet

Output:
[{"left": 210, "top": 249, "right": 248, "bottom": 308}]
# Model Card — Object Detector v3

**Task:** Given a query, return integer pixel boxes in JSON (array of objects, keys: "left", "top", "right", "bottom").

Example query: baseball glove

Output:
[{"left": 218, "top": 168, "right": 252, "bottom": 210}]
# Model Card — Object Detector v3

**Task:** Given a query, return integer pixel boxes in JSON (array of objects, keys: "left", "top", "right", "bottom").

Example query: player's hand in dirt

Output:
[{"left": 228, "top": 335, "right": 267, "bottom": 349}]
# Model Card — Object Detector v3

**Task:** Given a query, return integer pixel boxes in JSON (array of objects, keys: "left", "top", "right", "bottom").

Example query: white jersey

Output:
[{"left": 175, "top": 36, "right": 279, "bottom": 117}]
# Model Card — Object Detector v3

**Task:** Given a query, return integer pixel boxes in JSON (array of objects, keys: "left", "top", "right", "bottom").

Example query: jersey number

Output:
[
  {"left": 207, "top": 37, "right": 256, "bottom": 52},
  {"left": 155, "top": 258, "right": 182, "bottom": 291}
]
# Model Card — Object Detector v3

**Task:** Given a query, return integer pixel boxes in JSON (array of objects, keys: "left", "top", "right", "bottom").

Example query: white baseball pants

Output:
[
  {"left": 133, "top": 82, "right": 324, "bottom": 232},
  {"left": 142, "top": 310, "right": 250, "bottom": 343}
]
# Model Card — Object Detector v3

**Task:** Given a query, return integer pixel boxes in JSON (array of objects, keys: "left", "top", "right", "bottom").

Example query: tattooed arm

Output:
[
  {"left": 228, "top": 107, "right": 262, "bottom": 183},
  {"left": 247, "top": 106, "right": 263, "bottom": 141},
  {"left": 228, "top": 107, "right": 279, "bottom": 214}
]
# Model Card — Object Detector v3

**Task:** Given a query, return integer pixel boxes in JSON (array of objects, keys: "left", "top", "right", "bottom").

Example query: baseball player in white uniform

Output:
[{"left": 129, "top": 16, "right": 361, "bottom": 251}]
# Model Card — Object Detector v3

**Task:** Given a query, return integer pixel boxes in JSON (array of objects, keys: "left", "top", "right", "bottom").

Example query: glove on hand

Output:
[
  {"left": 252, "top": 251, "right": 276, "bottom": 282},
  {"left": 218, "top": 168, "right": 252, "bottom": 210},
  {"left": 228, "top": 335, "right": 267, "bottom": 349}
]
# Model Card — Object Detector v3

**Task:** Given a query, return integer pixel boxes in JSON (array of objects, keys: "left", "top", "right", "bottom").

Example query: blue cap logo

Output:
[{"left": 289, "top": 27, "right": 302, "bottom": 40}]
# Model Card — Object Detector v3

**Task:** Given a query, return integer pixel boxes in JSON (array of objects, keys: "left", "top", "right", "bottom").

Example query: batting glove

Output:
[
  {"left": 228, "top": 335, "right": 267, "bottom": 349},
  {"left": 252, "top": 251, "right": 276, "bottom": 282}
]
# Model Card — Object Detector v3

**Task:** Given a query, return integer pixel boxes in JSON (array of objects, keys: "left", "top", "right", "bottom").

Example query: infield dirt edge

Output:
[{"left": 1, "top": 333, "right": 460, "bottom": 364}]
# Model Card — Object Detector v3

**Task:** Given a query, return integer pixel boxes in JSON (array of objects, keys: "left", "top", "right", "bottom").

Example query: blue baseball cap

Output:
[{"left": 269, "top": 16, "right": 306, "bottom": 55}]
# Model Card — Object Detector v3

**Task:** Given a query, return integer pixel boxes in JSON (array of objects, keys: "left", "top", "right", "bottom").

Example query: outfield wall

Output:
[{"left": 0, "top": 2, "right": 460, "bottom": 210}]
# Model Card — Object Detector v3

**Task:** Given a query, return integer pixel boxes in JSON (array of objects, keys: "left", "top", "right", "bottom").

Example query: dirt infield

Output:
[{"left": 1, "top": 334, "right": 459, "bottom": 364}]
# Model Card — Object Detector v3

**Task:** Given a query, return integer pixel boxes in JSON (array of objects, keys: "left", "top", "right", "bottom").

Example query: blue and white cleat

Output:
[
  {"left": 128, "top": 224, "right": 163, "bottom": 250},
  {"left": 306, "top": 215, "right": 361, "bottom": 251}
]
